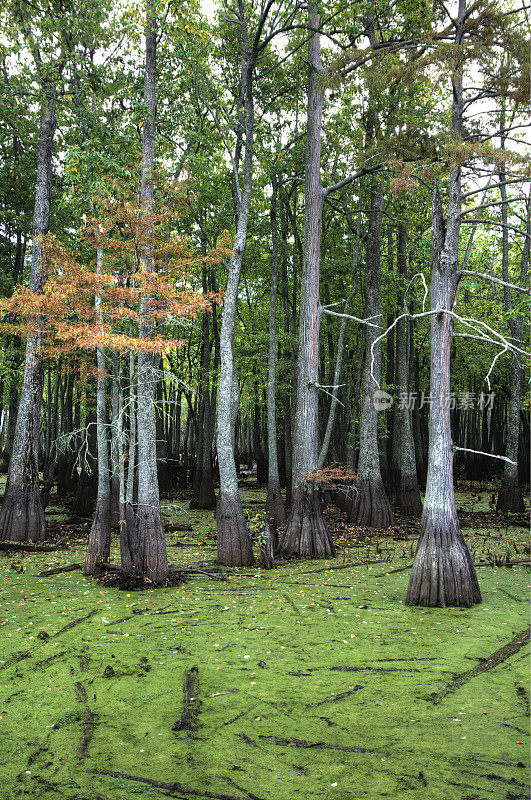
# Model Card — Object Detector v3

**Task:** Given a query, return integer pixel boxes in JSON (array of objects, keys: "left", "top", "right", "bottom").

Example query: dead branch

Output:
[{"left": 424, "top": 627, "right": 530, "bottom": 704}]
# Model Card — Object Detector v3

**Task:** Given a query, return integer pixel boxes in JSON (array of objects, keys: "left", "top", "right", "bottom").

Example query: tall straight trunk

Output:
[
  {"left": 126, "top": 342, "right": 136, "bottom": 505},
  {"left": 84, "top": 246, "right": 111, "bottom": 574},
  {"left": 56, "top": 371, "right": 77, "bottom": 497},
  {"left": 497, "top": 113, "right": 528, "bottom": 512},
  {"left": 42, "top": 364, "right": 59, "bottom": 500},
  {"left": 348, "top": 192, "right": 394, "bottom": 529},
  {"left": 109, "top": 350, "right": 121, "bottom": 526},
  {"left": 407, "top": 6, "right": 480, "bottom": 606},
  {"left": 133, "top": 1, "right": 168, "bottom": 583},
  {"left": 3, "top": 362, "right": 21, "bottom": 471},
  {"left": 191, "top": 304, "right": 216, "bottom": 509},
  {"left": 280, "top": 10, "right": 334, "bottom": 559},
  {"left": 253, "top": 383, "right": 267, "bottom": 484},
  {"left": 411, "top": 342, "right": 427, "bottom": 487},
  {"left": 265, "top": 174, "right": 286, "bottom": 526},
  {"left": 280, "top": 246, "right": 293, "bottom": 502},
  {"left": 317, "top": 205, "right": 361, "bottom": 471},
  {"left": 390, "top": 223, "right": 422, "bottom": 516},
  {"left": 122, "top": 347, "right": 137, "bottom": 567},
  {"left": 0, "top": 101, "right": 56, "bottom": 542},
  {"left": 216, "top": 14, "right": 255, "bottom": 566},
  {"left": 72, "top": 382, "right": 98, "bottom": 517}
]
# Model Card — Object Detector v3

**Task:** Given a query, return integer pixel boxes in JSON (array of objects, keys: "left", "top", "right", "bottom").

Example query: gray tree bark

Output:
[
  {"left": 406, "top": 2, "right": 481, "bottom": 606},
  {"left": 280, "top": 9, "right": 334, "bottom": 559},
  {"left": 496, "top": 113, "right": 528, "bottom": 512},
  {"left": 390, "top": 223, "right": 423, "bottom": 516},
  {"left": 265, "top": 173, "right": 285, "bottom": 526},
  {"left": 348, "top": 192, "right": 394, "bottom": 529},
  {"left": 133, "top": 0, "right": 168, "bottom": 583},
  {"left": 84, "top": 245, "right": 111, "bottom": 574},
  {"left": 216, "top": 7, "right": 256, "bottom": 566},
  {"left": 0, "top": 100, "right": 56, "bottom": 542}
]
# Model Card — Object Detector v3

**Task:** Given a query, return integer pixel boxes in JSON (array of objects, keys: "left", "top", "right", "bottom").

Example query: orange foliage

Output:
[
  {"left": 0, "top": 222, "right": 224, "bottom": 357},
  {"left": 302, "top": 464, "right": 359, "bottom": 488}
]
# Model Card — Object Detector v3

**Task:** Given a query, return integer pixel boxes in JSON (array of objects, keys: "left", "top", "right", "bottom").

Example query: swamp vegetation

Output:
[
  {"left": 0, "top": 0, "right": 529, "bottom": 796},
  {"left": 0, "top": 477, "right": 529, "bottom": 800}
]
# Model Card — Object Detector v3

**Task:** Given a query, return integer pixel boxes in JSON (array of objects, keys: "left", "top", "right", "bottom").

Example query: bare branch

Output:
[
  {"left": 323, "top": 164, "right": 383, "bottom": 198},
  {"left": 321, "top": 307, "right": 380, "bottom": 328},
  {"left": 459, "top": 270, "right": 530, "bottom": 295},
  {"left": 369, "top": 308, "right": 530, "bottom": 389},
  {"left": 453, "top": 447, "right": 516, "bottom": 465}
]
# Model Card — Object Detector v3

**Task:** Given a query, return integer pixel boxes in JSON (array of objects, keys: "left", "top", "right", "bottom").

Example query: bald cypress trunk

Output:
[
  {"left": 391, "top": 223, "right": 422, "bottom": 516},
  {"left": 280, "top": 9, "right": 334, "bottom": 559},
  {"left": 133, "top": 1, "right": 168, "bottom": 583},
  {"left": 216, "top": 11, "right": 255, "bottom": 566},
  {"left": 265, "top": 174, "right": 285, "bottom": 526},
  {"left": 0, "top": 101, "right": 55, "bottom": 542},
  {"left": 191, "top": 304, "right": 216, "bottom": 509},
  {"left": 496, "top": 113, "right": 527, "bottom": 513},
  {"left": 406, "top": 9, "right": 480, "bottom": 606},
  {"left": 406, "top": 182, "right": 480, "bottom": 607},
  {"left": 84, "top": 292, "right": 111, "bottom": 572},
  {"left": 348, "top": 192, "right": 394, "bottom": 529}
]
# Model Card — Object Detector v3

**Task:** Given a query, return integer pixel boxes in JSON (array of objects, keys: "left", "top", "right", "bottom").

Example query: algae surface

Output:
[{"left": 0, "top": 485, "right": 529, "bottom": 800}]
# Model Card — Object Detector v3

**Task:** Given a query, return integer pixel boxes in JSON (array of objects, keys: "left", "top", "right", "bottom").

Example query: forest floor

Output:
[{"left": 0, "top": 475, "right": 529, "bottom": 800}]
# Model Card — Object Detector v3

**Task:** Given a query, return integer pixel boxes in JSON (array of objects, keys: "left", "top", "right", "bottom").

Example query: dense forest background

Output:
[{"left": 0, "top": 0, "right": 528, "bottom": 605}]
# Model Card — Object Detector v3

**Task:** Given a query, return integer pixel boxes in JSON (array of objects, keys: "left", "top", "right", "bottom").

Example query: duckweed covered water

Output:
[{"left": 0, "top": 486, "right": 528, "bottom": 800}]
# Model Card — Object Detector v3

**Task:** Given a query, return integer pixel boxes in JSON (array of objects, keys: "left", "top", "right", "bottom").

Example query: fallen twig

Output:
[
  {"left": 256, "top": 735, "right": 389, "bottom": 755},
  {"left": 0, "top": 541, "right": 58, "bottom": 553},
  {"left": 91, "top": 770, "right": 259, "bottom": 800},
  {"left": 52, "top": 610, "right": 97, "bottom": 638},
  {"left": 169, "top": 567, "right": 228, "bottom": 582},
  {"left": 308, "top": 686, "right": 363, "bottom": 707},
  {"left": 300, "top": 558, "right": 388, "bottom": 574},
  {"left": 37, "top": 563, "right": 81, "bottom": 577},
  {"left": 424, "top": 627, "right": 531, "bottom": 704},
  {"left": 77, "top": 706, "right": 94, "bottom": 759},
  {"left": 173, "top": 666, "right": 201, "bottom": 732}
]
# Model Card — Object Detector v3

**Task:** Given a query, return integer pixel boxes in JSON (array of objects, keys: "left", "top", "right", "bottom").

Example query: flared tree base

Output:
[
  {"left": 348, "top": 476, "right": 394, "bottom": 529},
  {"left": 216, "top": 492, "right": 254, "bottom": 566},
  {"left": 265, "top": 481, "right": 286, "bottom": 528},
  {"left": 0, "top": 483, "right": 45, "bottom": 542},
  {"left": 280, "top": 486, "right": 335, "bottom": 559},
  {"left": 134, "top": 503, "right": 169, "bottom": 584},
  {"left": 496, "top": 476, "right": 525, "bottom": 514},
  {"left": 406, "top": 507, "right": 481, "bottom": 607},
  {"left": 84, "top": 495, "right": 111, "bottom": 575}
]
